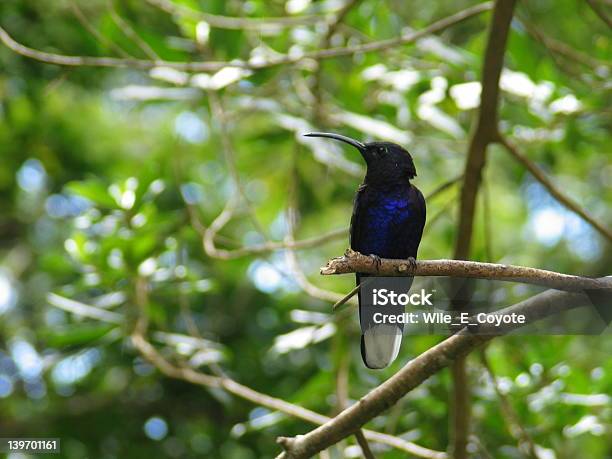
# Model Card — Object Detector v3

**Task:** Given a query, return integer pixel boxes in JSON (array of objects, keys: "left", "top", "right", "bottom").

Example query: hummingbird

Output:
[{"left": 305, "top": 132, "right": 426, "bottom": 369}]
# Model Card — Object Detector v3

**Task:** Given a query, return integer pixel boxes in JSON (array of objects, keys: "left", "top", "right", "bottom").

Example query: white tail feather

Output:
[{"left": 362, "top": 325, "right": 402, "bottom": 369}]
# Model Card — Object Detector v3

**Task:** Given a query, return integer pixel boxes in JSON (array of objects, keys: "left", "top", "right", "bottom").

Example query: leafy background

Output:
[{"left": 0, "top": 0, "right": 610, "bottom": 458}]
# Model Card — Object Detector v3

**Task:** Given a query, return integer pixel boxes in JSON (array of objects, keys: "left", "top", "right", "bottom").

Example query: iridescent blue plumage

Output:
[
  {"left": 361, "top": 193, "right": 412, "bottom": 257},
  {"left": 351, "top": 183, "right": 425, "bottom": 262}
]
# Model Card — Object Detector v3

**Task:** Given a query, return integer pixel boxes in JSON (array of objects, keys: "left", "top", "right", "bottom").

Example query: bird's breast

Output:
[{"left": 358, "top": 191, "right": 413, "bottom": 258}]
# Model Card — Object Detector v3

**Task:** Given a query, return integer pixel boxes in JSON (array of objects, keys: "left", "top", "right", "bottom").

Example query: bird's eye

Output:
[{"left": 378, "top": 147, "right": 386, "bottom": 154}]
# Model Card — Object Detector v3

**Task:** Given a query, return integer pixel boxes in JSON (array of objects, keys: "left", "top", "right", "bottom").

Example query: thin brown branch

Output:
[
  {"left": 427, "top": 174, "right": 463, "bottom": 200},
  {"left": 313, "top": 0, "right": 362, "bottom": 121},
  {"left": 145, "top": 0, "right": 322, "bottom": 29},
  {"left": 498, "top": 136, "right": 612, "bottom": 242},
  {"left": 275, "top": 282, "right": 610, "bottom": 459},
  {"left": 321, "top": 249, "right": 607, "bottom": 292},
  {"left": 479, "top": 349, "right": 540, "bottom": 459},
  {"left": 332, "top": 282, "right": 362, "bottom": 311},
  {"left": 300, "top": 2, "right": 493, "bottom": 63},
  {"left": 196, "top": 176, "right": 459, "bottom": 260},
  {"left": 195, "top": 147, "right": 346, "bottom": 262},
  {"left": 585, "top": 0, "right": 612, "bottom": 28},
  {"left": 354, "top": 430, "right": 376, "bottom": 459},
  {"left": 450, "top": 356, "right": 470, "bottom": 459},
  {"left": 285, "top": 148, "right": 353, "bottom": 305},
  {"left": 335, "top": 352, "right": 375, "bottom": 459},
  {"left": 129, "top": 296, "right": 441, "bottom": 458},
  {"left": 482, "top": 176, "right": 494, "bottom": 262},
  {"left": 519, "top": 18, "right": 609, "bottom": 72},
  {"left": 203, "top": 193, "right": 243, "bottom": 259},
  {"left": 208, "top": 94, "right": 267, "bottom": 235},
  {"left": 0, "top": 24, "right": 223, "bottom": 71},
  {"left": 452, "top": 1, "right": 517, "bottom": 456},
  {"left": 325, "top": 0, "right": 362, "bottom": 43},
  {"left": 285, "top": 235, "right": 348, "bottom": 304},
  {"left": 455, "top": 0, "right": 516, "bottom": 260},
  {"left": 70, "top": 1, "right": 131, "bottom": 58},
  {"left": 0, "top": 3, "right": 492, "bottom": 72},
  {"left": 425, "top": 199, "right": 455, "bottom": 231},
  {"left": 107, "top": 0, "right": 160, "bottom": 60},
  {"left": 201, "top": 220, "right": 346, "bottom": 259}
]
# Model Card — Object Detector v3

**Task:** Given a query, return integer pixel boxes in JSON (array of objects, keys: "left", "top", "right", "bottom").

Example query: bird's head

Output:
[{"left": 304, "top": 132, "right": 416, "bottom": 185}]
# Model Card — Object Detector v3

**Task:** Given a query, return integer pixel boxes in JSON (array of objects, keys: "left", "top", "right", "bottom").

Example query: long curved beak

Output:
[{"left": 304, "top": 132, "right": 366, "bottom": 152}]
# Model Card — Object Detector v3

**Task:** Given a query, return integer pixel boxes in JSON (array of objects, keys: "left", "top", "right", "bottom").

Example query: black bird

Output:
[{"left": 305, "top": 132, "right": 426, "bottom": 369}]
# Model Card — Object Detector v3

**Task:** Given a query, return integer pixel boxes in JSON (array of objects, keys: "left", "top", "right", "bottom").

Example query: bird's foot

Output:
[
  {"left": 369, "top": 254, "right": 382, "bottom": 273},
  {"left": 406, "top": 257, "right": 417, "bottom": 274}
]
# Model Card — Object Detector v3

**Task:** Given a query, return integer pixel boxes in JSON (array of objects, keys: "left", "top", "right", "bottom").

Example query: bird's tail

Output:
[{"left": 358, "top": 274, "right": 411, "bottom": 369}]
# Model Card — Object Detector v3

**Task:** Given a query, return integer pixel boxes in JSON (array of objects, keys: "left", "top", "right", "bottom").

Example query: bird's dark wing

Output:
[
  {"left": 349, "top": 183, "right": 367, "bottom": 252},
  {"left": 408, "top": 184, "right": 426, "bottom": 256}
]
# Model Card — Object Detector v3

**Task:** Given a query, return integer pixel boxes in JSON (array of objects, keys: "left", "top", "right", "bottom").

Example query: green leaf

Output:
[
  {"left": 65, "top": 179, "right": 117, "bottom": 209},
  {"left": 40, "top": 323, "right": 117, "bottom": 348}
]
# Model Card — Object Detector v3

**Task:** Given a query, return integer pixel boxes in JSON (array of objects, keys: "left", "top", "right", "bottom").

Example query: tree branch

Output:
[
  {"left": 519, "top": 18, "right": 609, "bottom": 72},
  {"left": 47, "top": 292, "right": 123, "bottom": 324},
  {"left": 498, "top": 136, "right": 612, "bottom": 242},
  {"left": 585, "top": 0, "right": 612, "bottom": 29},
  {"left": 335, "top": 348, "right": 375, "bottom": 459},
  {"left": 0, "top": 24, "right": 222, "bottom": 71},
  {"left": 129, "top": 301, "right": 442, "bottom": 458},
  {"left": 0, "top": 3, "right": 492, "bottom": 72},
  {"left": 69, "top": 1, "right": 131, "bottom": 58},
  {"left": 284, "top": 228, "right": 350, "bottom": 305},
  {"left": 320, "top": 249, "right": 606, "bottom": 292},
  {"left": 479, "top": 349, "right": 539, "bottom": 459},
  {"left": 312, "top": 0, "right": 362, "bottom": 121},
  {"left": 196, "top": 175, "right": 460, "bottom": 260},
  {"left": 107, "top": 0, "right": 160, "bottom": 60},
  {"left": 454, "top": 0, "right": 516, "bottom": 259},
  {"left": 275, "top": 280, "right": 610, "bottom": 458},
  {"left": 145, "top": 0, "right": 322, "bottom": 30},
  {"left": 452, "top": 1, "right": 517, "bottom": 456}
]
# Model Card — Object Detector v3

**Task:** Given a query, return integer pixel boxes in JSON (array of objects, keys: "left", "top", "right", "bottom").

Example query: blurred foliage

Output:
[{"left": 0, "top": 0, "right": 611, "bottom": 458}]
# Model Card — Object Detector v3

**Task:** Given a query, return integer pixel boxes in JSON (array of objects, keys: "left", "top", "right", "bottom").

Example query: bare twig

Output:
[
  {"left": 482, "top": 176, "right": 493, "bottom": 262},
  {"left": 354, "top": 430, "right": 376, "bottom": 459},
  {"left": 285, "top": 147, "right": 353, "bottom": 305},
  {"left": 427, "top": 174, "right": 463, "bottom": 200},
  {"left": 312, "top": 0, "right": 362, "bottom": 121},
  {"left": 69, "top": 1, "right": 131, "bottom": 58},
  {"left": 424, "top": 198, "right": 455, "bottom": 231},
  {"left": 107, "top": 0, "right": 160, "bottom": 60},
  {"left": 275, "top": 281, "right": 610, "bottom": 458},
  {"left": 0, "top": 3, "right": 492, "bottom": 71},
  {"left": 0, "top": 24, "right": 224, "bottom": 71},
  {"left": 585, "top": 0, "right": 612, "bottom": 28},
  {"left": 145, "top": 0, "right": 322, "bottom": 29},
  {"left": 298, "top": 2, "right": 493, "bottom": 63},
  {"left": 519, "top": 18, "right": 609, "bottom": 72},
  {"left": 47, "top": 293, "right": 123, "bottom": 324},
  {"left": 321, "top": 249, "right": 607, "bottom": 292},
  {"left": 479, "top": 349, "right": 540, "bottom": 459},
  {"left": 498, "top": 136, "right": 612, "bottom": 242},
  {"left": 203, "top": 193, "right": 243, "bottom": 259},
  {"left": 332, "top": 282, "right": 362, "bottom": 311},
  {"left": 199, "top": 219, "right": 345, "bottom": 259},
  {"left": 197, "top": 175, "right": 460, "bottom": 261},
  {"left": 335, "top": 349, "right": 375, "bottom": 459},
  {"left": 208, "top": 92, "right": 269, "bottom": 238},
  {"left": 128, "top": 291, "right": 441, "bottom": 458},
  {"left": 285, "top": 236, "right": 348, "bottom": 304}
]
